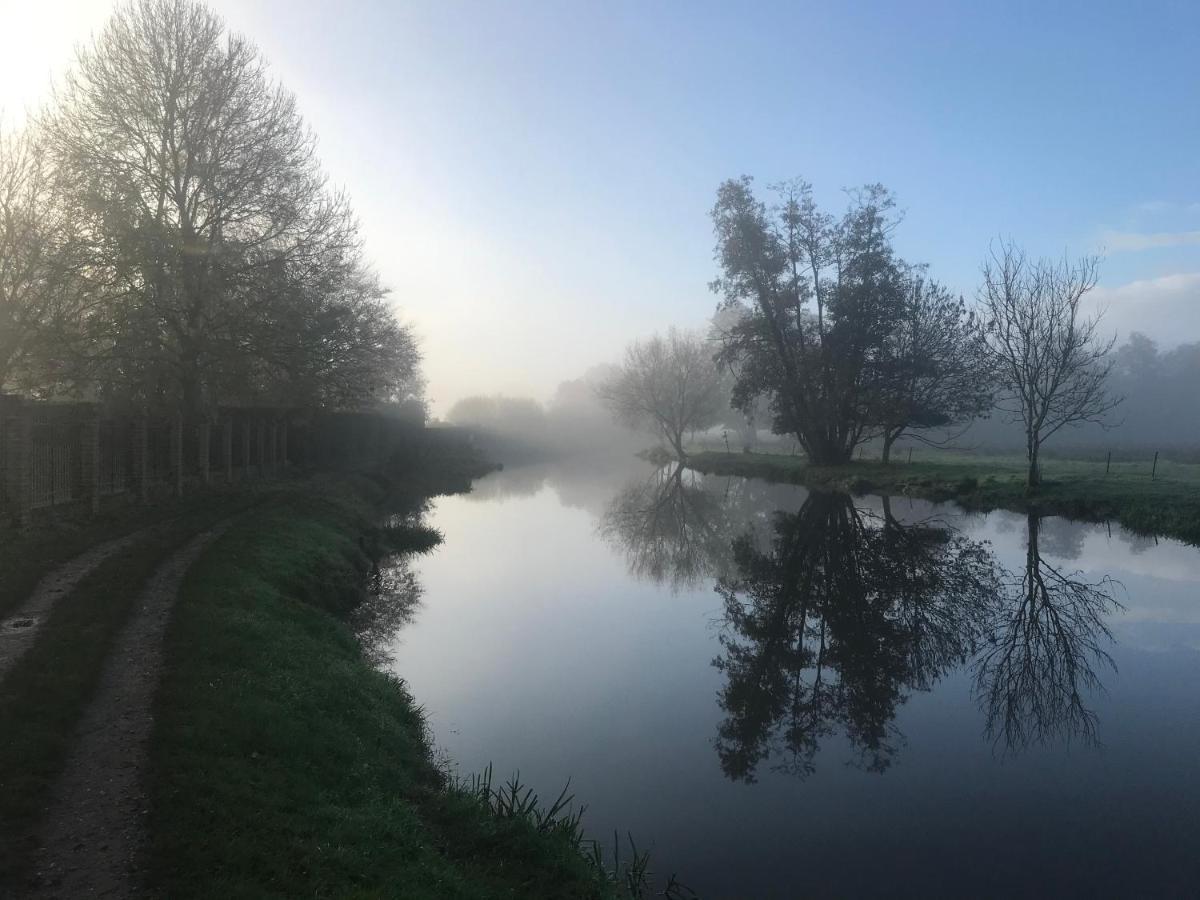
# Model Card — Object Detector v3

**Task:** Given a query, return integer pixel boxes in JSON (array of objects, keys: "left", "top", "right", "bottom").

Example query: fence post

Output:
[
  {"left": 82, "top": 413, "right": 101, "bottom": 515},
  {"left": 197, "top": 421, "right": 211, "bottom": 486},
  {"left": 170, "top": 416, "right": 184, "bottom": 498},
  {"left": 1105, "top": 450, "right": 1111, "bottom": 476},
  {"left": 1152, "top": 450, "right": 1159, "bottom": 481},
  {"left": 279, "top": 419, "right": 289, "bottom": 470},
  {"left": 222, "top": 419, "right": 234, "bottom": 483},
  {"left": 134, "top": 416, "right": 150, "bottom": 503}
]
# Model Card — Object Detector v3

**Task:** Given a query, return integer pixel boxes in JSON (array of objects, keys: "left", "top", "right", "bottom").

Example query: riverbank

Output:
[
  {"left": 0, "top": 454, "right": 689, "bottom": 898},
  {"left": 684, "top": 450, "right": 1200, "bottom": 545},
  {"left": 146, "top": 464, "right": 661, "bottom": 899}
]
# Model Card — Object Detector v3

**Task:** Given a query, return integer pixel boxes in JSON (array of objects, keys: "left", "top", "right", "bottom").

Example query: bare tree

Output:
[
  {"left": 244, "top": 259, "right": 423, "bottom": 409},
  {"left": 979, "top": 241, "right": 1121, "bottom": 488},
  {"left": 597, "top": 328, "right": 725, "bottom": 459},
  {"left": 42, "top": 0, "right": 360, "bottom": 414},
  {"left": 0, "top": 124, "right": 78, "bottom": 392}
]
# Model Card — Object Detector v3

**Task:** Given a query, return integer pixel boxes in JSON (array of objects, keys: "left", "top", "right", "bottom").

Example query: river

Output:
[{"left": 382, "top": 457, "right": 1200, "bottom": 898}]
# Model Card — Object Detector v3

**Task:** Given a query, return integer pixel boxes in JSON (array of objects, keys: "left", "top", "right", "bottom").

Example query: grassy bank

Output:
[
  {"left": 0, "top": 492, "right": 252, "bottom": 621},
  {"left": 685, "top": 449, "right": 1200, "bottom": 545},
  {"left": 148, "top": 469, "right": 655, "bottom": 899},
  {"left": 0, "top": 495, "right": 254, "bottom": 886}
]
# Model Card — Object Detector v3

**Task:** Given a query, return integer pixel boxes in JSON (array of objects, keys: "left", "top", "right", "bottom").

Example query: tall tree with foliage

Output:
[
  {"left": 597, "top": 328, "right": 725, "bottom": 459},
  {"left": 708, "top": 306, "right": 769, "bottom": 451},
  {"left": 710, "top": 177, "right": 911, "bottom": 464},
  {"left": 979, "top": 241, "right": 1121, "bottom": 488},
  {"left": 40, "top": 0, "right": 417, "bottom": 414},
  {"left": 875, "top": 274, "right": 993, "bottom": 462}
]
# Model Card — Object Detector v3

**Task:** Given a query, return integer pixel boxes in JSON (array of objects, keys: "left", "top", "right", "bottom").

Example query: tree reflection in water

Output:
[
  {"left": 973, "top": 511, "right": 1122, "bottom": 752},
  {"left": 599, "top": 464, "right": 739, "bottom": 591},
  {"left": 712, "top": 493, "right": 999, "bottom": 781},
  {"left": 598, "top": 466, "right": 1126, "bottom": 778},
  {"left": 354, "top": 558, "right": 424, "bottom": 667}
]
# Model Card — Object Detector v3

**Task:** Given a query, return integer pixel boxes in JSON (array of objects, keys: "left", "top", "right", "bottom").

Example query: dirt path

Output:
[
  {"left": 0, "top": 531, "right": 150, "bottom": 685},
  {"left": 28, "top": 523, "right": 233, "bottom": 899}
]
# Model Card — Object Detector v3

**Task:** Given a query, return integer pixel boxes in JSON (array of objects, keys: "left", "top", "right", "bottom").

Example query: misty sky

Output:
[{"left": 2, "top": 0, "right": 1198, "bottom": 412}]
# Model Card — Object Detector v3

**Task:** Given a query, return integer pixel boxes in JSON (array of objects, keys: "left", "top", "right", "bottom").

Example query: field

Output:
[{"left": 684, "top": 447, "right": 1200, "bottom": 546}]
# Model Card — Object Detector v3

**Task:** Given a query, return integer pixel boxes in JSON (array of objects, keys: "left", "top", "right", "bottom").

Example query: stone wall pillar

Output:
[
  {"left": 222, "top": 419, "right": 234, "bottom": 483},
  {"left": 257, "top": 418, "right": 267, "bottom": 478},
  {"left": 7, "top": 406, "right": 33, "bottom": 527},
  {"left": 197, "top": 422, "right": 211, "bottom": 486},
  {"left": 268, "top": 420, "right": 278, "bottom": 478},
  {"left": 134, "top": 417, "right": 150, "bottom": 503},
  {"left": 170, "top": 416, "right": 184, "bottom": 498},
  {"left": 81, "top": 414, "right": 101, "bottom": 514},
  {"left": 241, "top": 418, "right": 252, "bottom": 481}
]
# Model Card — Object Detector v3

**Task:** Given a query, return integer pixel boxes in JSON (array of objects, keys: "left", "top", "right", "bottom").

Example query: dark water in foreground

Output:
[{"left": 383, "top": 459, "right": 1200, "bottom": 899}]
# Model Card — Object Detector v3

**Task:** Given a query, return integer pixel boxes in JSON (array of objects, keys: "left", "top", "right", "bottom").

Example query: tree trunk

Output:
[
  {"left": 670, "top": 430, "right": 687, "bottom": 460},
  {"left": 1026, "top": 442, "right": 1041, "bottom": 491},
  {"left": 808, "top": 447, "right": 854, "bottom": 465},
  {"left": 882, "top": 432, "right": 896, "bottom": 465}
]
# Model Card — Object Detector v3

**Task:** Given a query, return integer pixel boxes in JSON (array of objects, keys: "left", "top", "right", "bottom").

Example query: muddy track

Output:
[
  {"left": 0, "top": 531, "right": 150, "bottom": 685},
  {"left": 27, "top": 522, "right": 234, "bottom": 899}
]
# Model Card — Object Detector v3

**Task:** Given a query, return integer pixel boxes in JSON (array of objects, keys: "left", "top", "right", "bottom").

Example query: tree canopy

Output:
[
  {"left": 1, "top": 0, "right": 422, "bottom": 416},
  {"left": 710, "top": 177, "right": 987, "bottom": 464}
]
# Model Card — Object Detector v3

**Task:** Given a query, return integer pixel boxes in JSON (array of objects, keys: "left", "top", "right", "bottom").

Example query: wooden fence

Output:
[{"left": 0, "top": 395, "right": 423, "bottom": 527}]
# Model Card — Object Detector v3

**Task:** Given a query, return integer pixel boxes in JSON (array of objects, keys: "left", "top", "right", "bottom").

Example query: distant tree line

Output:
[
  {"left": 0, "top": 0, "right": 421, "bottom": 418},
  {"left": 443, "top": 367, "right": 645, "bottom": 462}
]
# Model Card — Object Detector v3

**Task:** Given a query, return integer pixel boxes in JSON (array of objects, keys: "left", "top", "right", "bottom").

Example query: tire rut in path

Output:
[
  {"left": 28, "top": 522, "right": 234, "bottom": 899},
  {"left": 0, "top": 531, "right": 150, "bottom": 685}
]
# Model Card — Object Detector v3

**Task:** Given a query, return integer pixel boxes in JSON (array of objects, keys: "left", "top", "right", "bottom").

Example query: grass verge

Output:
[
  {"left": 0, "top": 494, "right": 253, "bottom": 887},
  {"left": 148, "top": 472, "right": 658, "bottom": 899},
  {"left": 684, "top": 450, "right": 1200, "bottom": 545},
  {"left": 0, "top": 494, "right": 245, "bottom": 620}
]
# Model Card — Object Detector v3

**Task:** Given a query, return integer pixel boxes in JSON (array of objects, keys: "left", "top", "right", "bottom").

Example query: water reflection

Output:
[
  {"left": 395, "top": 463, "right": 1198, "bottom": 897},
  {"left": 712, "top": 492, "right": 998, "bottom": 781},
  {"left": 354, "top": 512, "right": 431, "bottom": 666},
  {"left": 599, "top": 464, "right": 736, "bottom": 590},
  {"left": 973, "top": 511, "right": 1122, "bottom": 751}
]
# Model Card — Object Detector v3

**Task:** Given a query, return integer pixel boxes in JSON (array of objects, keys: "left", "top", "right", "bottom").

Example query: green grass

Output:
[
  {"left": 147, "top": 475, "right": 636, "bottom": 900},
  {"left": 0, "top": 494, "right": 243, "bottom": 620},
  {"left": 685, "top": 448, "right": 1200, "bottom": 545},
  {"left": 0, "top": 495, "right": 252, "bottom": 887}
]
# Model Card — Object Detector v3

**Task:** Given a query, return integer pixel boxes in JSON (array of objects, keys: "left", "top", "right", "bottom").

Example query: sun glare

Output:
[{"left": 0, "top": 0, "right": 113, "bottom": 123}]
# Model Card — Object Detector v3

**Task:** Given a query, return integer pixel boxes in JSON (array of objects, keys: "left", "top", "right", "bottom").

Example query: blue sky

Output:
[{"left": 3, "top": 0, "right": 1199, "bottom": 410}]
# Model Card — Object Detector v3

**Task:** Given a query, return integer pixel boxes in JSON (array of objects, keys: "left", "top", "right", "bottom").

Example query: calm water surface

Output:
[{"left": 384, "top": 459, "right": 1200, "bottom": 899}]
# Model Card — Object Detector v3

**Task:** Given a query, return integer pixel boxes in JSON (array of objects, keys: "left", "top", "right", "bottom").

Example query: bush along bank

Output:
[{"left": 147, "top": 465, "right": 695, "bottom": 900}]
